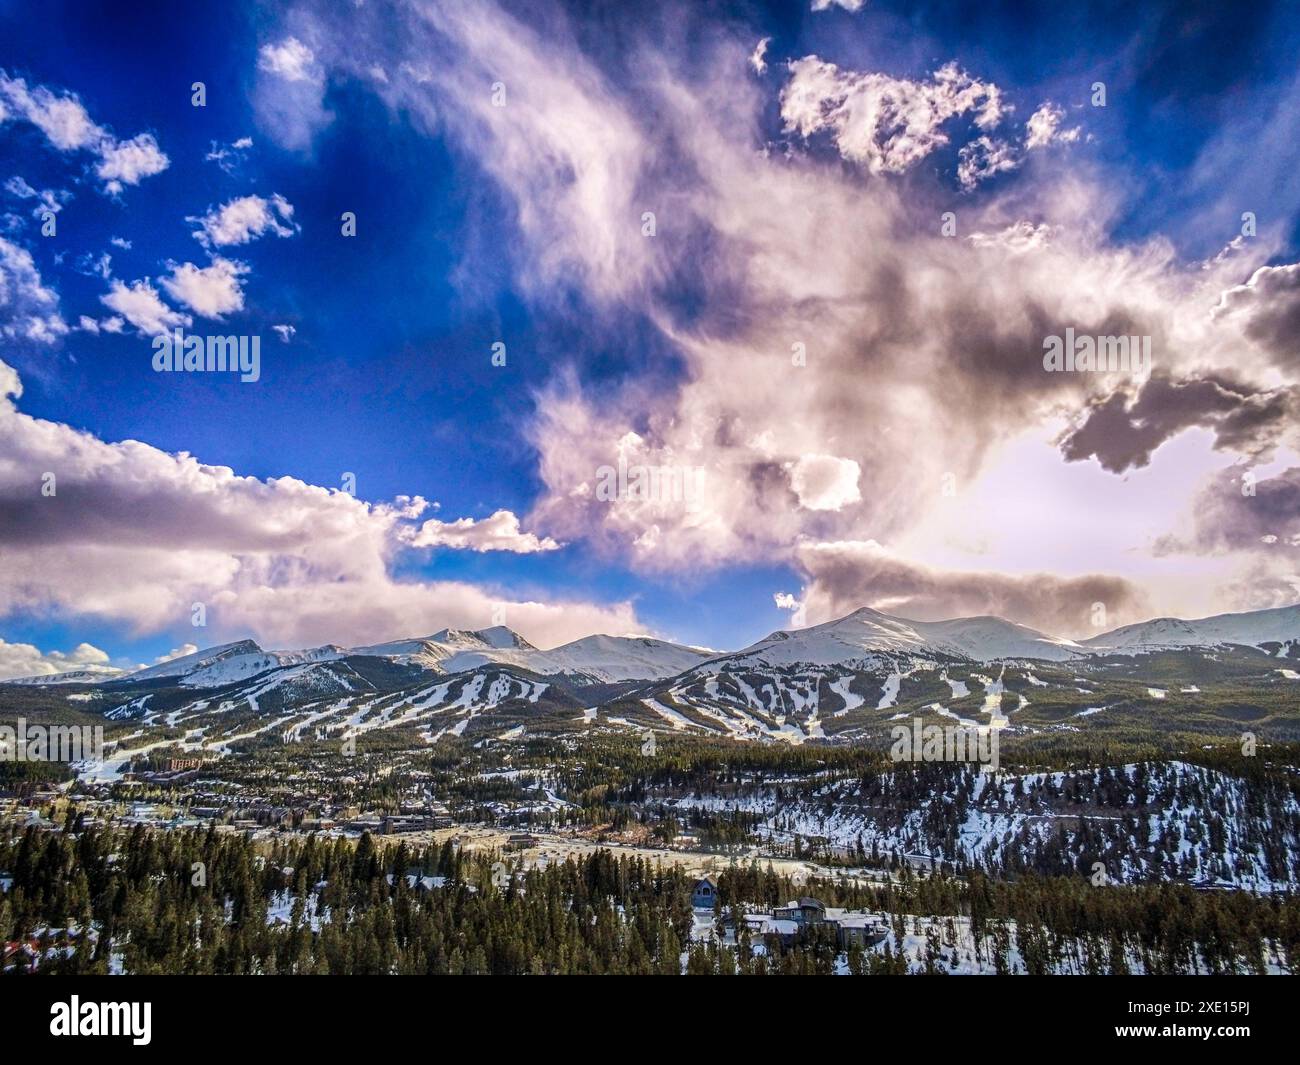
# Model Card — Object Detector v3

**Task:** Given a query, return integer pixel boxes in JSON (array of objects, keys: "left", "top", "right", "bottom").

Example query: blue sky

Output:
[{"left": 1, "top": 0, "right": 1299, "bottom": 678}]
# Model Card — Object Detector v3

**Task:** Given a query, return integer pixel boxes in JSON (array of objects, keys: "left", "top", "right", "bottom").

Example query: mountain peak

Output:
[
  {"left": 425, "top": 626, "right": 535, "bottom": 651},
  {"left": 716, "top": 605, "right": 1084, "bottom": 668},
  {"left": 1085, "top": 603, "right": 1300, "bottom": 652}
]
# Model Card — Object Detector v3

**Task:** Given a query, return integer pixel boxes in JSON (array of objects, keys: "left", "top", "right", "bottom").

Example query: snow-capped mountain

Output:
[
  {"left": 352, "top": 627, "right": 710, "bottom": 682},
  {"left": 11, "top": 602, "right": 1300, "bottom": 694},
  {"left": 99, "top": 627, "right": 710, "bottom": 691},
  {"left": 122, "top": 640, "right": 345, "bottom": 689},
  {"left": 701, "top": 607, "right": 1085, "bottom": 670},
  {"left": 1085, "top": 603, "right": 1300, "bottom": 656},
  {"left": 520, "top": 634, "right": 714, "bottom": 682},
  {"left": 4, "top": 665, "right": 126, "bottom": 685},
  {"left": 7, "top": 602, "right": 1300, "bottom": 759},
  {"left": 351, "top": 626, "right": 538, "bottom": 674}
]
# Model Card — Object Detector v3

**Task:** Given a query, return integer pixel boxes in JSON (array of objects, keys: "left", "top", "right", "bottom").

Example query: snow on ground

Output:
[
  {"left": 265, "top": 890, "right": 327, "bottom": 931},
  {"left": 660, "top": 761, "right": 1299, "bottom": 892},
  {"left": 930, "top": 702, "right": 980, "bottom": 728},
  {"left": 876, "top": 671, "right": 902, "bottom": 710},
  {"left": 829, "top": 676, "right": 864, "bottom": 716},
  {"left": 971, "top": 669, "right": 1008, "bottom": 728},
  {"left": 879, "top": 914, "right": 1289, "bottom": 975},
  {"left": 642, "top": 698, "right": 694, "bottom": 730},
  {"left": 104, "top": 694, "right": 151, "bottom": 721}
]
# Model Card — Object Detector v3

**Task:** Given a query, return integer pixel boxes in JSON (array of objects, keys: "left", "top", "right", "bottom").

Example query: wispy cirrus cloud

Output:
[
  {"left": 276, "top": 0, "right": 1298, "bottom": 630},
  {"left": 253, "top": 36, "right": 332, "bottom": 150},
  {"left": 3, "top": 0, "right": 1299, "bottom": 651}
]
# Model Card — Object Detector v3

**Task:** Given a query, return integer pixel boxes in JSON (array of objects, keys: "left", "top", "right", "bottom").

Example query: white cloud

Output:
[
  {"left": 0, "top": 236, "right": 67, "bottom": 343},
  {"left": 74, "top": 314, "right": 125, "bottom": 334},
  {"left": 361, "top": 2, "right": 658, "bottom": 304},
  {"left": 13, "top": 2, "right": 1284, "bottom": 639},
  {"left": 0, "top": 358, "right": 642, "bottom": 650},
  {"left": 4, "top": 175, "right": 36, "bottom": 198},
  {"left": 956, "top": 135, "right": 1019, "bottom": 190},
  {"left": 750, "top": 38, "right": 770, "bottom": 75},
  {"left": 96, "top": 132, "right": 169, "bottom": 193},
  {"left": 0, "top": 73, "right": 169, "bottom": 192},
  {"left": 272, "top": 323, "right": 296, "bottom": 342},
  {"left": 773, "top": 590, "right": 807, "bottom": 626},
  {"left": 0, "top": 638, "right": 115, "bottom": 681},
  {"left": 1025, "top": 101, "right": 1080, "bottom": 150},
  {"left": 159, "top": 257, "right": 249, "bottom": 318},
  {"left": 789, "top": 454, "right": 862, "bottom": 511},
  {"left": 0, "top": 74, "right": 102, "bottom": 149},
  {"left": 205, "top": 136, "right": 254, "bottom": 173},
  {"left": 153, "top": 643, "right": 198, "bottom": 664},
  {"left": 75, "top": 250, "right": 112, "bottom": 280},
  {"left": 258, "top": 37, "right": 320, "bottom": 83},
  {"left": 811, "top": 0, "right": 865, "bottom": 10},
  {"left": 189, "top": 193, "right": 298, "bottom": 248},
  {"left": 405, "top": 509, "right": 562, "bottom": 553},
  {"left": 99, "top": 278, "right": 190, "bottom": 335},
  {"left": 4, "top": 175, "right": 70, "bottom": 221},
  {"left": 780, "top": 56, "right": 1006, "bottom": 175},
  {"left": 354, "top": 2, "right": 1289, "bottom": 616},
  {"left": 254, "top": 37, "right": 332, "bottom": 149},
  {"left": 968, "top": 220, "right": 1055, "bottom": 253}
]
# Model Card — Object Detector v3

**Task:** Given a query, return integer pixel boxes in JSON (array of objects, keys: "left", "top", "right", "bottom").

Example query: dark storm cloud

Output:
[
  {"left": 1155, "top": 465, "right": 1300, "bottom": 555},
  {"left": 1213, "top": 263, "right": 1300, "bottom": 371},
  {"left": 796, "top": 540, "right": 1149, "bottom": 638},
  {"left": 1058, "top": 372, "right": 1294, "bottom": 473}
]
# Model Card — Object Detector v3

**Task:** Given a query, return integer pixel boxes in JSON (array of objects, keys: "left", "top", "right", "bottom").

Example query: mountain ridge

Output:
[{"left": 7, "top": 602, "right": 1300, "bottom": 687}]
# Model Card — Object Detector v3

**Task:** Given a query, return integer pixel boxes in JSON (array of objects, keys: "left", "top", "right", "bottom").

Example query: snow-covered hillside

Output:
[
  {"left": 513, "top": 634, "right": 712, "bottom": 682},
  {"left": 14, "top": 602, "right": 1300, "bottom": 698},
  {"left": 1086, "top": 603, "right": 1300, "bottom": 655},
  {"left": 352, "top": 628, "right": 709, "bottom": 682},
  {"left": 701, "top": 607, "right": 1084, "bottom": 670},
  {"left": 350, "top": 627, "right": 535, "bottom": 673},
  {"left": 4, "top": 665, "right": 125, "bottom": 685},
  {"left": 102, "top": 626, "right": 710, "bottom": 691},
  {"left": 659, "top": 761, "right": 1300, "bottom": 892},
  {"left": 121, "top": 640, "right": 345, "bottom": 689}
]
